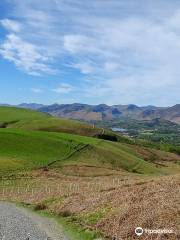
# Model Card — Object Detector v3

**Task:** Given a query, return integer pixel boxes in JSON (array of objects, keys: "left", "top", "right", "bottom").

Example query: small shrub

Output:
[
  {"left": 59, "top": 210, "right": 72, "bottom": 217},
  {"left": 97, "top": 134, "right": 118, "bottom": 142},
  {"left": 34, "top": 203, "right": 47, "bottom": 211}
]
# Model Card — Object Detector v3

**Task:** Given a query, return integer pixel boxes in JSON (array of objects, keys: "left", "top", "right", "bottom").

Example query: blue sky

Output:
[{"left": 0, "top": 0, "right": 180, "bottom": 106}]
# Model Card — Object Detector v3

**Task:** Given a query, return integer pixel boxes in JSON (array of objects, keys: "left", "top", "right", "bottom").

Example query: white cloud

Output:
[
  {"left": 0, "top": 19, "right": 21, "bottom": 32},
  {"left": 104, "top": 62, "right": 120, "bottom": 72},
  {"left": 0, "top": 0, "right": 180, "bottom": 105},
  {"left": 63, "top": 35, "right": 101, "bottom": 55},
  {"left": 0, "top": 34, "right": 56, "bottom": 75},
  {"left": 71, "top": 62, "right": 95, "bottom": 74},
  {"left": 52, "top": 83, "right": 74, "bottom": 94}
]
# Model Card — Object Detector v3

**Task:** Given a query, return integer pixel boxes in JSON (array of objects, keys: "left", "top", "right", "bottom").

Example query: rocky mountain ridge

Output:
[{"left": 6, "top": 102, "right": 179, "bottom": 124}]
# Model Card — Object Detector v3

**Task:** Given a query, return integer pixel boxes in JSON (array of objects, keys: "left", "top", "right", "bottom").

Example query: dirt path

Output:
[{"left": 0, "top": 202, "right": 69, "bottom": 240}]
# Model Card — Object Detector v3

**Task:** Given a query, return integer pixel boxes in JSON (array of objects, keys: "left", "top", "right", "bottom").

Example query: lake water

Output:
[{"left": 111, "top": 127, "right": 127, "bottom": 132}]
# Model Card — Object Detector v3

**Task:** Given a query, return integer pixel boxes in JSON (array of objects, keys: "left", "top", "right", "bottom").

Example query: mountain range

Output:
[{"left": 2, "top": 103, "right": 180, "bottom": 124}]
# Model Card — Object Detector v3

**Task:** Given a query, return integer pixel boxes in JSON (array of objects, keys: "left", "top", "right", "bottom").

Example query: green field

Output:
[
  {"left": 0, "top": 106, "right": 102, "bottom": 137},
  {"left": 0, "top": 127, "right": 164, "bottom": 177},
  {"left": 0, "top": 106, "right": 178, "bottom": 177}
]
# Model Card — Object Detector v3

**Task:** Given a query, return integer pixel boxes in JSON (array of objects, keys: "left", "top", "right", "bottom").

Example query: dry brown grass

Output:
[
  {"left": 131, "top": 145, "right": 180, "bottom": 163},
  {"left": 0, "top": 169, "right": 179, "bottom": 240}
]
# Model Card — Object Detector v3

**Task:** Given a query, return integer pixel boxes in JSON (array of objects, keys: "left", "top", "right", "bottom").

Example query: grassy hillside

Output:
[
  {"left": 0, "top": 106, "right": 179, "bottom": 178},
  {"left": 11, "top": 118, "right": 102, "bottom": 137},
  {"left": 0, "top": 129, "right": 79, "bottom": 175},
  {"left": 0, "top": 106, "right": 102, "bottom": 137},
  {"left": 0, "top": 128, "right": 165, "bottom": 177},
  {"left": 0, "top": 106, "right": 49, "bottom": 124}
]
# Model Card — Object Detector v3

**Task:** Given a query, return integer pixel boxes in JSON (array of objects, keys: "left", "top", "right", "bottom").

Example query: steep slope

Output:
[
  {"left": 38, "top": 103, "right": 180, "bottom": 124},
  {"left": 157, "top": 104, "right": 180, "bottom": 123},
  {"left": 1, "top": 103, "right": 180, "bottom": 123},
  {"left": 139, "top": 104, "right": 180, "bottom": 124},
  {"left": 39, "top": 103, "right": 144, "bottom": 121}
]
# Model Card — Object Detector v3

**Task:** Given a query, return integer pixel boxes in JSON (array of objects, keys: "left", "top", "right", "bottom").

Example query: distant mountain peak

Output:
[
  {"left": 1, "top": 102, "right": 180, "bottom": 124},
  {"left": 17, "top": 103, "right": 45, "bottom": 110}
]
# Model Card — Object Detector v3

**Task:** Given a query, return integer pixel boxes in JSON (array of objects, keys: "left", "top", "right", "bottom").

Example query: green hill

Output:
[
  {"left": 0, "top": 106, "right": 177, "bottom": 177},
  {"left": 0, "top": 128, "right": 80, "bottom": 175},
  {"left": 0, "top": 106, "right": 48, "bottom": 124},
  {"left": 0, "top": 128, "right": 163, "bottom": 177},
  {"left": 0, "top": 106, "right": 102, "bottom": 137}
]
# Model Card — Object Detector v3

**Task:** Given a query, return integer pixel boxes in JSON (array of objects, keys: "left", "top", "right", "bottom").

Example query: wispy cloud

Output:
[
  {"left": 0, "top": 33, "right": 56, "bottom": 75},
  {"left": 0, "top": 15, "right": 57, "bottom": 75},
  {"left": 52, "top": 83, "right": 74, "bottom": 94},
  {"left": 0, "top": 0, "right": 180, "bottom": 105},
  {"left": 0, "top": 19, "right": 21, "bottom": 32}
]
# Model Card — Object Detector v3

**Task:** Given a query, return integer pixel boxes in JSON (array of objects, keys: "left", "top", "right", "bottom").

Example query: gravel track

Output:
[{"left": 0, "top": 202, "right": 69, "bottom": 240}]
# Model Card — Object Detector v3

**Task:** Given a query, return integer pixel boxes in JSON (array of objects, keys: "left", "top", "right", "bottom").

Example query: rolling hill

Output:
[
  {"left": 0, "top": 106, "right": 103, "bottom": 137},
  {"left": 0, "top": 106, "right": 177, "bottom": 177},
  {"left": 0, "top": 128, "right": 164, "bottom": 177}
]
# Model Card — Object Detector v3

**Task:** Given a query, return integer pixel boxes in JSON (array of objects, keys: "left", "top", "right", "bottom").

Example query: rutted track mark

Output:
[{"left": 46, "top": 143, "right": 89, "bottom": 167}]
